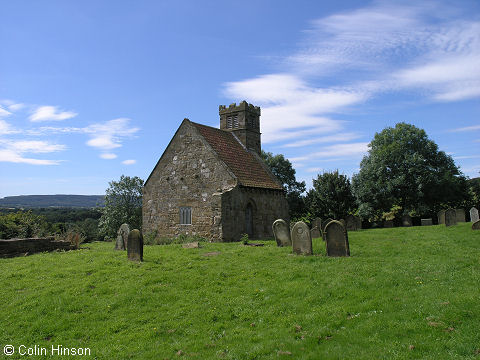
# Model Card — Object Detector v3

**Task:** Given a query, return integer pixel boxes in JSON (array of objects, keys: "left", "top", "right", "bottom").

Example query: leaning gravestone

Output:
[
  {"left": 345, "top": 215, "right": 357, "bottom": 231},
  {"left": 115, "top": 223, "right": 130, "bottom": 250},
  {"left": 470, "top": 207, "right": 479, "bottom": 223},
  {"left": 325, "top": 220, "right": 350, "bottom": 257},
  {"left": 437, "top": 210, "right": 446, "bottom": 225},
  {"left": 127, "top": 229, "right": 143, "bottom": 261},
  {"left": 291, "top": 221, "right": 313, "bottom": 255},
  {"left": 272, "top": 219, "right": 291, "bottom": 247},
  {"left": 401, "top": 215, "right": 412, "bottom": 227},
  {"left": 455, "top": 209, "right": 466, "bottom": 223},
  {"left": 472, "top": 220, "right": 480, "bottom": 230},
  {"left": 445, "top": 209, "right": 457, "bottom": 227},
  {"left": 421, "top": 218, "right": 433, "bottom": 226},
  {"left": 310, "top": 226, "right": 321, "bottom": 239},
  {"left": 311, "top": 217, "right": 322, "bottom": 230}
]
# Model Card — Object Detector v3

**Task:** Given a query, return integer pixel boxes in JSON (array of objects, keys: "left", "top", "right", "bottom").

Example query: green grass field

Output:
[{"left": 1, "top": 223, "right": 479, "bottom": 359}]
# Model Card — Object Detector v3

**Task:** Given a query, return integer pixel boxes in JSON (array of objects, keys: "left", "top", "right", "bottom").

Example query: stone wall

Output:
[
  {"left": 0, "top": 237, "right": 74, "bottom": 258},
  {"left": 143, "top": 120, "right": 237, "bottom": 241},
  {"left": 221, "top": 186, "right": 289, "bottom": 241}
]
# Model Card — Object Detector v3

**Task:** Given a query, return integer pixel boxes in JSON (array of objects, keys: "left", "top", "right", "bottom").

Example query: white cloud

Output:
[
  {"left": 290, "top": 142, "right": 369, "bottom": 162},
  {"left": 84, "top": 118, "right": 139, "bottom": 152},
  {"left": 100, "top": 153, "right": 117, "bottom": 160},
  {"left": 0, "top": 149, "right": 61, "bottom": 165},
  {"left": 8, "top": 103, "right": 24, "bottom": 111},
  {"left": 0, "top": 139, "right": 65, "bottom": 165},
  {"left": 30, "top": 105, "right": 77, "bottom": 122},
  {"left": 0, "top": 106, "right": 11, "bottom": 118},
  {"left": 282, "top": 132, "right": 361, "bottom": 148},
  {"left": 222, "top": 2, "right": 480, "bottom": 173},
  {"left": 224, "top": 74, "right": 366, "bottom": 144},
  {"left": 449, "top": 124, "right": 480, "bottom": 132},
  {"left": 122, "top": 159, "right": 136, "bottom": 165},
  {"left": 0, "top": 119, "right": 18, "bottom": 135},
  {"left": 8, "top": 140, "right": 66, "bottom": 153},
  {"left": 453, "top": 155, "right": 480, "bottom": 160}
]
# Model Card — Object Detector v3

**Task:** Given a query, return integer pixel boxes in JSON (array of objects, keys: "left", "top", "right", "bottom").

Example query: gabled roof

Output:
[{"left": 190, "top": 121, "right": 283, "bottom": 190}]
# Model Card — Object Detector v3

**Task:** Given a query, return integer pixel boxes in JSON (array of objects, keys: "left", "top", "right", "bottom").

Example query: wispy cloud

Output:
[
  {"left": 100, "top": 153, "right": 117, "bottom": 160},
  {"left": 223, "top": 1, "right": 479, "bottom": 177},
  {"left": 23, "top": 118, "right": 140, "bottom": 160},
  {"left": 0, "top": 119, "right": 19, "bottom": 135},
  {"left": 282, "top": 132, "right": 361, "bottom": 148},
  {"left": 224, "top": 74, "right": 366, "bottom": 144},
  {"left": 122, "top": 159, "right": 136, "bottom": 165},
  {"left": 84, "top": 118, "right": 139, "bottom": 157},
  {"left": 0, "top": 106, "right": 11, "bottom": 118},
  {"left": 30, "top": 105, "right": 77, "bottom": 122},
  {"left": 0, "top": 139, "right": 65, "bottom": 165},
  {"left": 449, "top": 124, "right": 480, "bottom": 132},
  {"left": 290, "top": 142, "right": 369, "bottom": 163}
]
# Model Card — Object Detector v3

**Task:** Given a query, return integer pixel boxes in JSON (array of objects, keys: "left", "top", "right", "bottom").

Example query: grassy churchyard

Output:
[{"left": 1, "top": 223, "right": 479, "bottom": 359}]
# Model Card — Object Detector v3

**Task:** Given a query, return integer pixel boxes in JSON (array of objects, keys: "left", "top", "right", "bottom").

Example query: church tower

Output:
[{"left": 219, "top": 101, "right": 261, "bottom": 155}]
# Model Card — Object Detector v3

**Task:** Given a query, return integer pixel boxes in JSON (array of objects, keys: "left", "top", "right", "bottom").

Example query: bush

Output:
[{"left": 55, "top": 230, "right": 85, "bottom": 249}]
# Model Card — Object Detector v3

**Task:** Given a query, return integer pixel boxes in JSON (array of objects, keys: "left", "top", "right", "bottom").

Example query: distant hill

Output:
[{"left": 0, "top": 195, "right": 105, "bottom": 208}]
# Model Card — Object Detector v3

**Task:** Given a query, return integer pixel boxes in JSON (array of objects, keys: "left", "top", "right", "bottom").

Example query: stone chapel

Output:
[{"left": 142, "top": 101, "right": 289, "bottom": 242}]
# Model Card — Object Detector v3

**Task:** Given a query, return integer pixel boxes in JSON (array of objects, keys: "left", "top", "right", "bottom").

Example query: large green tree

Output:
[
  {"left": 99, "top": 175, "right": 144, "bottom": 239},
  {"left": 352, "top": 122, "right": 469, "bottom": 220},
  {"left": 305, "top": 170, "right": 356, "bottom": 220},
  {"left": 261, "top": 150, "right": 306, "bottom": 218}
]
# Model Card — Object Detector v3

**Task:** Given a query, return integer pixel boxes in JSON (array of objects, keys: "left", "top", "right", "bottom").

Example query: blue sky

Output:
[{"left": 1, "top": 0, "right": 479, "bottom": 197}]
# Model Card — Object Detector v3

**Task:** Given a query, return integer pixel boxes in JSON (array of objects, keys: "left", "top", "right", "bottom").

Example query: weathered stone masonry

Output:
[
  {"left": 143, "top": 120, "right": 234, "bottom": 241},
  {"left": 143, "top": 102, "right": 289, "bottom": 242}
]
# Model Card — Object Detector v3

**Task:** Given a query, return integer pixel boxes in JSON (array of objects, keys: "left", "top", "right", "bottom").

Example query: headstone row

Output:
[{"left": 273, "top": 219, "right": 350, "bottom": 257}]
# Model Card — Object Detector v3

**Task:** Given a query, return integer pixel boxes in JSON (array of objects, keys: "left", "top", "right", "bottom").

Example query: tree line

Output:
[
  {"left": 2, "top": 122, "right": 478, "bottom": 240},
  {"left": 263, "top": 123, "right": 477, "bottom": 225}
]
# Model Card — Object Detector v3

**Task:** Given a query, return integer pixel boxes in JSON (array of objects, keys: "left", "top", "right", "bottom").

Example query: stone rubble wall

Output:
[{"left": 0, "top": 237, "right": 74, "bottom": 258}]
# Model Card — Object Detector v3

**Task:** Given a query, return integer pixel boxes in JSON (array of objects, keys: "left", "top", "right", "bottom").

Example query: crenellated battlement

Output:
[{"left": 219, "top": 100, "right": 261, "bottom": 115}]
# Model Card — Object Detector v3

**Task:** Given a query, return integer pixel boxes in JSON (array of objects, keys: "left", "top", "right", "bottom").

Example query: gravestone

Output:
[
  {"left": 127, "top": 229, "right": 143, "bottom": 261},
  {"left": 470, "top": 207, "right": 479, "bottom": 223},
  {"left": 272, "top": 219, "right": 291, "bottom": 247},
  {"left": 472, "top": 220, "right": 480, "bottom": 230},
  {"left": 114, "top": 234, "right": 124, "bottom": 250},
  {"left": 310, "top": 226, "right": 321, "bottom": 239},
  {"left": 445, "top": 209, "right": 457, "bottom": 227},
  {"left": 384, "top": 220, "right": 394, "bottom": 228},
  {"left": 421, "top": 218, "right": 433, "bottom": 226},
  {"left": 115, "top": 223, "right": 130, "bottom": 250},
  {"left": 355, "top": 216, "right": 362, "bottom": 230},
  {"left": 345, "top": 215, "right": 357, "bottom": 231},
  {"left": 324, "top": 220, "right": 350, "bottom": 257},
  {"left": 322, "top": 218, "right": 333, "bottom": 232},
  {"left": 437, "top": 210, "right": 446, "bottom": 225},
  {"left": 455, "top": 209, "right": 466, "bottom": 222},
  {"left": 339, "top": 219, "right": 346, "bottom": 228},
  {"left": 401, "top": 215, "right": 412, "bottom": 227},
  {"left": 291, "top": 221, "right": 313, "bottom": 255},
  {"left": 311, "top": 217, "right": 322, "bottom": 230}
]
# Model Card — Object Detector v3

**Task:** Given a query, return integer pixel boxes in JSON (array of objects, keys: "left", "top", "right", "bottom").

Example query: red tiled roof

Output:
[{"left": 191, "top": 121, "right": 283, "bottom": 190}]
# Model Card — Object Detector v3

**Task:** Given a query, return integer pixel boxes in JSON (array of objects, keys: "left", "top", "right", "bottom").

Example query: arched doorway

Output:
[{"left": 245, "top": 203, "right": 254, "bottom": 238}]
